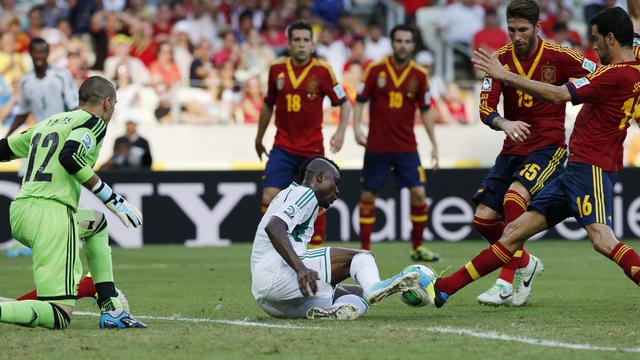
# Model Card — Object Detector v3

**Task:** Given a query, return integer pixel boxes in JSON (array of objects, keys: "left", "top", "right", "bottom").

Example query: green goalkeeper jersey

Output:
[{"left": 7, "top": 109, "right": 106, "bottom": 209}]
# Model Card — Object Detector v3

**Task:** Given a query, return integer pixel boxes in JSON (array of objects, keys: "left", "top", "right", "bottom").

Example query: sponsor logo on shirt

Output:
[
  {"left": 284, "top": 205, "right": 297, "bottom": 219},
  {"left": 571, "top": 77, "right": 590, "bottom": 89},
  {"left": 481, "top": 77, "right": 492, "bottom": 92}
]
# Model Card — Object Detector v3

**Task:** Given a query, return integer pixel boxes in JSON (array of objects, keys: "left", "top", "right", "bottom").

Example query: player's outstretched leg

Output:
[
  {"left": 78, "top": 209, "right": 145, "bottom": 328},
  {"left": 0, "top": 300, "right": 71, "bottom": 329},
  {"left": 306, "top": 294, "right": 367, "bottom": 320}
]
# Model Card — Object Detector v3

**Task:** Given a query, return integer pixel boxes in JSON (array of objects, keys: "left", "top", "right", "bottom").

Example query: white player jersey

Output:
[
  {"left": 251, "top": 183, "right": 319, "bottom": 271},
  {"left": 17, "top": 66, "right": 78, "bottom": 122}
]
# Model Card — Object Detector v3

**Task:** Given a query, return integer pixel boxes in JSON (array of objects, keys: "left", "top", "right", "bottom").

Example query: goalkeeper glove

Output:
[{"left": 92, "top": 180, "right": 142, "bottom": 228}]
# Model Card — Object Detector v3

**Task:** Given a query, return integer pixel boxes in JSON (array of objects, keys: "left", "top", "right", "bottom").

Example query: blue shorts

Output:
[
  {"left": 472, "top": 146, "right": 567, "bottom": 214},
  {"left": 361, "top": 152, "right": 426, "bottom": 192},
  {"left": 262, "top": 147, "right": 309, "bottom": 189},
  {"left": 529, "top": 162, "right": 616, "bottom": 228}
]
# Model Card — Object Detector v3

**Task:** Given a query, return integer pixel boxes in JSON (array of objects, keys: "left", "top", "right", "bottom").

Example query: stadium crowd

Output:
[{"left": 0, "top": 0, "right": 627, "bottom": 128}]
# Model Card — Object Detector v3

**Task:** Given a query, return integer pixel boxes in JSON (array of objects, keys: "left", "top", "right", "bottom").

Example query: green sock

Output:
[
  {"left": 0, "top": 300, "right": 69, "bottom": 330},
  {"left": 83, "top": 220, "right": 114, "bottom": 284}
]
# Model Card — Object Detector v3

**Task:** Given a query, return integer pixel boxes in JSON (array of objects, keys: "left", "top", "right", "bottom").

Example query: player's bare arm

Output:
[
  {"left": 265, "top": 216, "right": 319, "bottom": 296},
  {"left": 255, "top": 103, "right": 274, "bottom": 160},
  {"left": 353, "top": 102, "right": 367, "bottom": 147},
  {"left": 330, "top": 101, "right": 351, "bottom": 153},
  {"left": 472, "top": 48, "right": 571, "bottom": 104},
  {"left": 5, "top": 113, "right": 28, "bottom": 137},
  {"left": 491, "top": 116, "right": 531, "bottom": 143},
  {"left": 420, "top": 108, "right": 439, "bottom": 170}
]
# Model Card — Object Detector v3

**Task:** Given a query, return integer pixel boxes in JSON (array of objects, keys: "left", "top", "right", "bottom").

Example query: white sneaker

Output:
[
  {"left": 512, "top": 255, "right": 544, "bottom": 306},
  {"left": 116, "top": 287, "right": 130, "bottom": 313},
  {"left": 477, "top": 280, "right": 513, "bottom": 306},
  {"left": 364, "top": 271, "right": 420, "bottom": 305},
  {"left": 306, "top": 304, "right": 361, "bottom": 320}
]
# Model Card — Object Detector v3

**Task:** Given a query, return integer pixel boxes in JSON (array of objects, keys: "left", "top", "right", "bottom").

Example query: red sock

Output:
[
  {"left": 310, "top": 208, "right": 326, "bottom": 248},
  {"left": 17, "top": 276, "right": 97, "bottom": 301},
  {"left": 76, "top": 276, "right": 97, "bottom": 299},
  {"left": 473, "top": 216, "right": 504, "bottom": 244},
  {"left": 498, "top": 190, "right": 530, "bottom": 282},
  {"left": 436, "top": 242, "right": 513, "bottom": 295},
  {"left": 411, "top": 203, "right": 428, "bottom": 250},
  {"left": 609, "top": 243, "right": 640, "bottom": 285},
  {"left": 359, "top": 200, "right": 375, "bottom": 250}
]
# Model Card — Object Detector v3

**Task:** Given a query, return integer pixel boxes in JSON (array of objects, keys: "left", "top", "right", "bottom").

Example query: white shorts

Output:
[{"left": 253, "top": 247, "right": 334, "bottom": 318}]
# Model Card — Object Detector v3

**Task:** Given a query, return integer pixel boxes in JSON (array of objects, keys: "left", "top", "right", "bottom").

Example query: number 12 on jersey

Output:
[{"left": 24, "top": 132, "right": 60, "bottom": 182}]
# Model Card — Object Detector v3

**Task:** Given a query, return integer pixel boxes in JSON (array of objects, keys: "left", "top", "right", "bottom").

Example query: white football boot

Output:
[
  {"left": 477, "top": 279, "right": 513, "bottom": 306},
  {"left": 306, "top": 304, "right": 361, "bottom": 320},
  {"left": 512, "top": 255, "right": 544, "bottom": 306}
]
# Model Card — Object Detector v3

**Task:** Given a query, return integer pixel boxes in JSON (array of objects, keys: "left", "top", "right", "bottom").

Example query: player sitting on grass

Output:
[{"left": 251, "top": 156, "right": 421, "bottom": 320}]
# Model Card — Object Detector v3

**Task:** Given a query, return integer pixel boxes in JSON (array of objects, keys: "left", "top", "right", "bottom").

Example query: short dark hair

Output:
[
  {"left": 390, "top": 24, "right": 415, "bottom": 42},
  {"left": 28, "top": 38, "right": 49, "bottom": 53},
  {"left": 297, "top": 156, "right": 340, "bottom": 183},
  {"left": 506, "top": 0, "right": 540, "bottom": 27},
  {"left": 78, "top": 76, "right": 116, "bottom": 105},
  {"left": 286, "top": 21, "right": 313, "bottom": 41},
  {"left": 589, "top": 7, "right": 633, "bottom": 47}
]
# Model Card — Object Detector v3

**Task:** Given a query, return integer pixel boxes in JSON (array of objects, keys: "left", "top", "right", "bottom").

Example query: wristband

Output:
[{"left": 91, "top": 179, "right": 113, "bottom": 203}]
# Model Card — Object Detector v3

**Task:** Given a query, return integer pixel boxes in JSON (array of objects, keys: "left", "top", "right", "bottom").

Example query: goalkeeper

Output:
[{"left": 0, "top": 76, "right": 145, "bottom": 329}]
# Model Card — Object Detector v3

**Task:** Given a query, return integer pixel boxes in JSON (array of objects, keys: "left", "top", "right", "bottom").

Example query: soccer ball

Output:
[{"left": 399, "top": 264, "right": 435, "bottom": 307}]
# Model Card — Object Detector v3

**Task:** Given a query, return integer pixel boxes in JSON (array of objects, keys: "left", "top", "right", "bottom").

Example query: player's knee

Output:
[
  {"left": 587, "top": 226, "right": 616, "bottom": 256},
  {"left": 474, "top": 204, "right": 500, "bottom": 221},
  {"left": 361, "top": 191, "right": 376, "bottom": 202},
  {"left": 409, "top": 187, "right": 425, "bottom": 203},
  {"left": 501, "top": 222, "right": 524, "bottom": 248}
]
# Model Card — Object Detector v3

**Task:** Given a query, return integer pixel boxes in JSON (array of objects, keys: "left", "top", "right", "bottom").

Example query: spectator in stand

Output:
[
  {"left": 238, "top": 28, "right": 275, "bottom": 84},
  {"left": 0, "top": 32, "right": 30, "bottom": 87},
  {"left": 90, "top": 11, "right": 136, "bottom": 71},
  {"left": 235, "top": 10, "right": 254, "bottom": 44},
  {"left": 152, "top": 2, "right": 175, "bottom": 42},
  {"left": 0, "top": 0, "right": 25, "bottom": 32},
  {"left": 344, "top": 36, "right": 371, "bottom": 73},
  {"left": 364, "top": 22, "right": 392, "bottom": 62},
  {"left": 130, "top": 21, "right": 158, "bottom": 68},
  {"left": 190, "top": 39, "right": 214, "bottom": 88},
  {"left": 312, "top": 0, "right": 344, "bottom": 26},
  {"left": 213, "top": 30, "right": 241, "bottom": 69},
  {"left": 39, "top": 0, "right": 69, "bottom": 29},
  {"left": 56, "top": 18, "right": 73, "bottom": 39},
  {"left": 104, "top": 34, "right": 150, "bottom": 85},
  {"left": 473, "top": 8, "right": 509, "bottom": 52},
  {"left": 551, "top": 22, "right": 574, "bottom": 48},
  {"left": 555, "top": 7, "right": 583, "bottom": 47},
  {"left": 439, "top": 0, "right": 485, "bottom": 47},
  {"left": 64, "top": 38, "right": 90, "bottom": 88},
  {"left": 0, "top": 75, "right": 20, "bottom": 126},
  {"left": 219, "top": 59, "right": 241, "bottom": 123},
  {"left": 154, "top": 82, "right": 172, "bottom": 123},
  {"left": 101, "top": 113, "right": 153, "bottom": 170},
  {"left": 242, "top": 76, "right": 263, "bottom": 124},
  {"left": 6, "top": 17, "right": 30, "bottom": 52},
  {"left": 397, "top": 0, "right": 428, "bottom": 26},
  {"left": 183, "top": 0, "right": 223, "bottom": 50},
  {"left": 171, "top": 22, "right": 193, "bottom": 87},
  {"left": 150, "top": 41, "right": 181, "bottom": 88},
  {"left": 26, "top": 6, "right": 45, "bottom": 40},
  {"left": 436, "top": 82, "right": 471, "bottom": 125},
  {"left": 261, "top": 10, "right": 287, "bottom": 54},
  {"left": 316, "top": 25, "right": 349, "bottom": 81}
]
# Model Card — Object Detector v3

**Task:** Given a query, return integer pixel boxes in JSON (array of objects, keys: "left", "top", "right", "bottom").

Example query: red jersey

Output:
[
  {"left": 565, "top": 62, "right": 640, "bottom": 171},
  {"left": 264, "top": 57, "right": 346, "bottom": 157},
  {"left": 480, "top": 39, "right": 595, "bottom": 155},
  {"left": 356, "top": 57, "right": 430, "bottom": 153}
]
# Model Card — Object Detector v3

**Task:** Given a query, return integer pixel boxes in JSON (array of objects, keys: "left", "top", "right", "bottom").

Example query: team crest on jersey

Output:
[
  {"left": 306, "top": 76, "right": 319, "bottom": 100},
  {"left": 481, "top": 77, "right": 492, "bottom": 92},
  {"left": 377, "top": 71, "right": 387, "bottom": 88},
  {"left": 284, "top": 205, "right": 297, "bottom": 219},
  {"left": 276, "top": 72, "right": 285, "bottom": 91},
  {"left": 541, "top": 66, "right": 556, "bottom": 83},
  {"left": 406, "top": 78, "right": 418, "bottom": 99}
]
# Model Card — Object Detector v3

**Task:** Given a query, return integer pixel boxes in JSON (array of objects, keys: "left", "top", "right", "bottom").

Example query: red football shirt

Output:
[
  {"left": 356, "top": 57, "right": 430, "bottom": 153},
  {"left": 264, "top": 57, "right": 347, "bottom": 157},
  {"left": 480, "top": 39, "right": 595, "bottom": 155},
  {"left": 565, "top": 62, "right": 640, "bottom": 171}
]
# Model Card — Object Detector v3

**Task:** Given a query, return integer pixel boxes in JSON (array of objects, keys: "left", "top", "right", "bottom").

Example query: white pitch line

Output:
[
  {"left": 74, "top": 311, "right": 320, "bottom": 330},
  {"left": 75, "top": 311, "right": 640, "bottom": 352},
  {"left": 421, "top": 326, "right": 640, "bottom": 353}
]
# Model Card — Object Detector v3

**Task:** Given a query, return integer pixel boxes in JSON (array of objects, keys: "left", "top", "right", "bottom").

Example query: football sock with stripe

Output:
[
  {"left": 411, "top": 203, "right": 428, "bottom": 250},
  {"left": 359, "top": 200, "right": 375, "bottom": 250},
  {"left": 609, "top": 242, "right": 640, "bottom": 285},
  {"left": 16, "top": 276, "right": 97, "bottom": 301},
  {"left": 0, "top": 300, "right": 70, "bottom": 329},
  {"left": 309, "top": 208, "right": 326, "bottom": 248},
  {"left": 82, "top": 218, "right": 122, "bottom": 311},
  {"left": 436, "top": 242, "right": 513, "bottom": 296},
  {"left": 499, "top": 190, "right": 530, "bottom": 282},
  {"left": 473, "top": 216, "right": 504, "bottom": 244},
  {"left": 350, "top": 252, "right": 381, "bottom": 292}
]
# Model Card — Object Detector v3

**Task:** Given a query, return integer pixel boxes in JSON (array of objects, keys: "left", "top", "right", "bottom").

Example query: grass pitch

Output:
[{"left": 0, "top": 240, "right": 639, "bottom": 359}]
